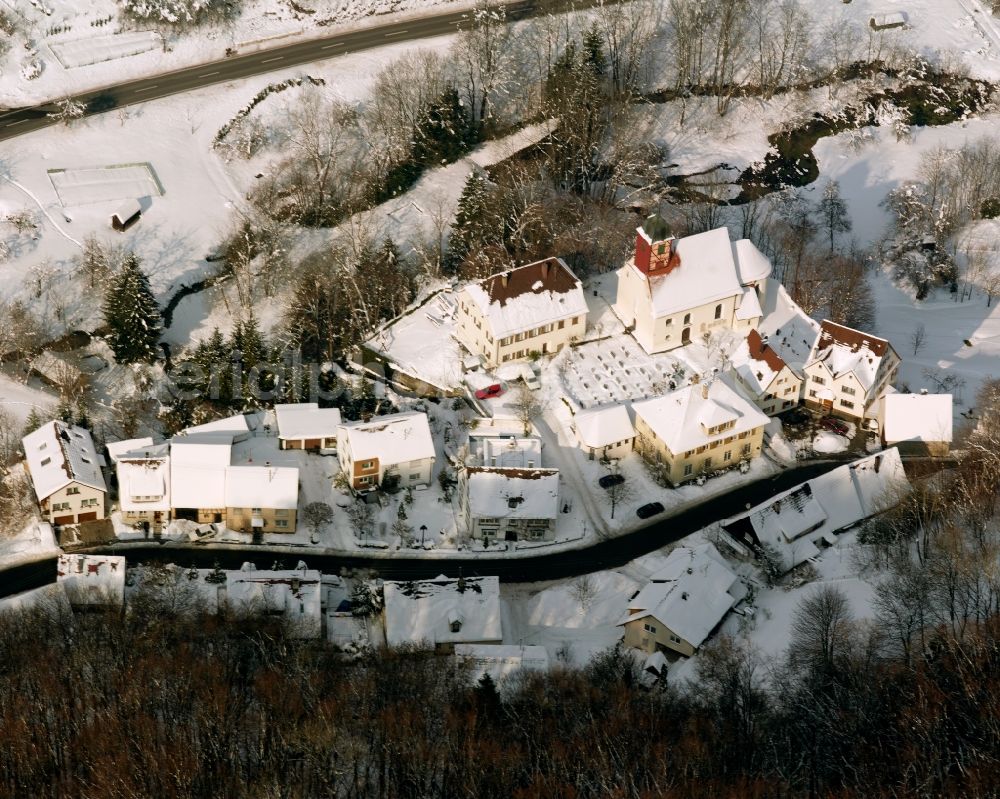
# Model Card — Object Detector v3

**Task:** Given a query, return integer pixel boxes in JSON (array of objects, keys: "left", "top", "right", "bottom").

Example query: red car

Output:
[
  {"left": 475, "top": 383, "right": 504, "bottom": 400},
  {"left": 820, "top": 416, "right": 850, "bottom": 436}
]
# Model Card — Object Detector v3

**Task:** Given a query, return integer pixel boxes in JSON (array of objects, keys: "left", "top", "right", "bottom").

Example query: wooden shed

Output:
[{"left": 111, "top": 198, "right": 141, "bottom": 231}]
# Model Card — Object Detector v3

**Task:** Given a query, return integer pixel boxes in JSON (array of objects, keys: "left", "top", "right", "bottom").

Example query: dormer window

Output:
[
  {"left": 38, "top": 443, "right": 47, "bottom": 451},
  {"left": 40, "top": 457, "right": 51, "bottom": 466}
]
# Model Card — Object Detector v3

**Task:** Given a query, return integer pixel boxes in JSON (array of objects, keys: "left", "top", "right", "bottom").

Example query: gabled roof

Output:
[
  {"left": 808, "top": 320, "right": 897, "bottom": 393},
  {"left": 118, "top": 456, "right": 171, "bottom": 512},
  {"left": 106, "top": 437, "right": 155, "bottom": 464},
  {"left": 735, "top": 329, "right": 791, "bottom": 396},
  {"left": 338, "top": 411, "right": 435, "bottom": 467},
  {"left": 169, "top": 434, "right": 232, "bottom": 509},
  {"left": 23, "top": 421, "right": 107, "bottom": 500},
  {"left": 383, "top": 576, "right": 502, "bottom": 647},
  {"left": 633, "top": 378, "right": 768, "bottom": 454},
  {"left": 883, "top": 394, "right": 953, "bottom": 445},
  {"left": 224, "top": 565, "right": 322, "bottom": 638},
  {"left": 735, "top": 287, "right": 763, "bottom": 321},
  {"left": 274, "top": 403, "right": 342, "bottom": 440},
  {"left": 573, "top": 404, "right": 636, "bottom": 449},
  {"left": 224, "top": 466, "right": 299, "bottom": 510},
  {"left": 183, "top": 414, "right": 250, "bottom": 436},
  {"left": 756, "top": 282, "right": 821, "bottom": 372},
  {"left": 465, "top": 467, "right": 560, "bottom": 520},
  {"left": 618, "top": 544, "right": 743, "bottom": 649},
  {"left": 732, "top": 238, "right": 773, "bottom": 285},
  {"left": 464, "top": 257, "right": 589, "bottom": 338}
]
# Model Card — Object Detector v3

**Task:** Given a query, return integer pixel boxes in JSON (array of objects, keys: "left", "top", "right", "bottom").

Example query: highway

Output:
[{"left": 0, "top": 0, "right": 542, "bottom": 141}]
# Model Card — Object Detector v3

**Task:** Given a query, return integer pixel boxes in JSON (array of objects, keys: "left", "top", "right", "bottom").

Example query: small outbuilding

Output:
[
  {"left": 869, "top": 12, "right": 906, "bottom": 30},
  {"left": 111, "top": 199, "right": 142, "bottom": 231}
]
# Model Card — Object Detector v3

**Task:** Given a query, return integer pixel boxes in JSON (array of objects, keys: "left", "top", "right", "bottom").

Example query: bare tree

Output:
[
  {"left": 511, "top": 381, "right": 543, "bottom": 435},
  {"left": 910, "top": 322, "right": 927, "bottom": 356},
  {"left": 454, "top": 0, "right": 515, "bottom": 127},
  {"left": 569, "top": 574, "right": 597, "bottom": 611},
  {"left": 302, "top": 501, "right": 334, "bottom": 537},
  {"left": 47, "top": 98, "right": 85, "bottom": 126},
  {"left": 788, "top": 584, "right": 853, "bottom": 674},
  {"left": 603, "top": 467, "right": 635, "bottom": 519}
]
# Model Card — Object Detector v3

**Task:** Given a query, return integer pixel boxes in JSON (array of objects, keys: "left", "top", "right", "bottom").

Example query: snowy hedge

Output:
[
  {"left": 214, "top": 76, "right": 325, "bottom": 145},
  {"left": 118, "top": 0, "right": 233, "bottom": 25}
]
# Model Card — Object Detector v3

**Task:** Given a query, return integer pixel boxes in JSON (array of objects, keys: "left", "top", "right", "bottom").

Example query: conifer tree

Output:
[
  {"left": 446, "top": 172, "right": 493, "bottom": 273},
  {"left": 103, "top": 253, "right": 162, "bottom": 364},
  {"left": 22, "top": 407, "right": 44, "bottom": 437},
  {"left": 582, "top": 24, "right": 608, "bottom": 79},
  {"left": 413, "top": 85, "right": 478, "bottom": 167}
]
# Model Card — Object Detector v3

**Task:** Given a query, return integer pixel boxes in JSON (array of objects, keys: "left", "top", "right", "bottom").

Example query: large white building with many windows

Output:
[{"left": 455, "top": 257, "right": 589, "bottom": 368}]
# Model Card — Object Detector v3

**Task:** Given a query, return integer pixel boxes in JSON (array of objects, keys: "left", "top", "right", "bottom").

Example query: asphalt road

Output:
[
  {"left": 92, "top": 460, "right": 843, "bottom": 583},
  {"left": 0, "top": 0, "right": 543, "bottom": 141}
]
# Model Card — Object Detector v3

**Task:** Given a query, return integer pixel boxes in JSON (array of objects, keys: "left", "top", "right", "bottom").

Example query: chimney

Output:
[
  {"left": 702, "top": 383, "right": 709, "bottom": 400},
  {"left": 501, "top": 273, "right": 509, "bottom": 287},
  {"left": 874, "top": 455, "right": 882, "bottom": 473},
  {"left": 541, "top": 260, "right": 550, "bottom": 279}
]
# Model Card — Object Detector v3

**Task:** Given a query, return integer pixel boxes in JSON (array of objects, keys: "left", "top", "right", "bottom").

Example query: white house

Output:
[
  {"left": 618, "top": 543, "right": 745, "bottom": 657},
  {"left": 23, "top": 421, "right": 107, "bottom": 525},
  {"left": 734, "top": 329, "right": 804, "bottom": 416},
  {"left": 115, "top": 442, "right": 171, "bottom": 533},
  {"left": 468, "top": 434, "right": 543, "bottom": 469},
  {"left": 169, "top": 432, "right": 234, "bottom": 523},
  {"left": 880, "top": 393, "right": 953, "bottom": 457},
  {"left": 182, "top": 413, "right": 252, "bottom": 439},
  {"left": 632, "top": 378, "right": 769, "bottom": 485},
  {"left": 224, "top": 466, "right": 299, "bottom": 534},
  {"left": 455, "top": 257, "right": 589, "bottom": 368},
  {"left": 274, "top": 403, "right": 342, "bottom": 451},
  {"left": 336, "top": 411, "right": 436, "bottom": 491},
  {"left": 57, "top": 553, "right": 125, "bottom": 608},
  {"left": 573, "top": 404, "right": 635, "bottom": 460},
  {"left": 383, "top": 575, "right": 502, "bottom": 651},
  {"left": 106, "top": 437, "right": 155, "bottom": 464},
  {"left": 612, "top": 216, "right": 772, "bottom": 354},
  {"left": 721, "top": 448, "right": 910, "bottom": 573},
  {"left": 803, "top": 320, "right": 900, "bottom": 421},
  {"left": 459, "top": 467, "right": 560, "bottom": 543}
]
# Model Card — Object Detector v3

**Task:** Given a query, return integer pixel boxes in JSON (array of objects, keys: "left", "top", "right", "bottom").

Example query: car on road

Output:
[
  {"left": 636, "top": 501, "right": 665, "bottom": 519},
  {"left": 820, "top": 416, "right": 850, "bottom": 436},
  {"left": 475, "top": 383, "right": 504, "bottom": 400},
  {"left": 598, "top": 473, "right": 625, "bottom": 489}
]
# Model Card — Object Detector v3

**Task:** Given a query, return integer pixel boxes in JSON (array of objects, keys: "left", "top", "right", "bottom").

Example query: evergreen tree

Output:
[
  {"left": 446, "top": 172, "right": 493, "bottom": 273},
  {"left": 103, "top": 253, "right": 162, "bottom": 364},
  {"left": 22, "top": 407, "right": 44, "bottom": 437},
  {"left": 582, "top": 24, "right": 608, "bottom": 79},
  {"left": 817, "top": 180, "right": 852, "bottom": 254},
  {"left": 413, "top": 85, "right": 478, "bottom": 167}
]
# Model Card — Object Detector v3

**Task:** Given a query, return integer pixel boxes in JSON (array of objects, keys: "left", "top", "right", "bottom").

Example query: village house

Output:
[
  {"left": 274, "top": 402, "right": 342, "bottom": 452},
  {"left": 23, "top": 421, "right": 107, "bottom": 526},
  {"left": 224, "top": 465, "right": 299, "bottom": 534},
  {"left": 459, "top": 467, "right": 560, "bottom": 543},
  {"left": 114, "top": 442, "right": 170, "bottom": 533},
  {"left": 612, "top": 215, "right": 772, "bottom": 354},
  {"left": 336, "top": 411, "right": 436, "bottom": 491},
  {"left": 633, "top": 378, "right": 769, "bottom": 485},
  {"left": 879, "top": 392, "right": 953, "bottom": 457},
  {"left": 721, "top": 448, "right": 910, "bottom": 574},
  {"left": 169, "top": 432, "right": 234, "bottom": 524},
  {"left": 56, "top": 553, "right": 126, "bottom": 608},
  {"left": 618, "top": 543, "right": 746, "bottom": 657},
  {"left": 455, "top": 257, "right": 589, "bottom": 368},
  {"left": 572, "top": 403, "right": 635, "bottom": 460},
  {"left": 734, "top": 329, "right": 804, "bottom": 415},
  {"left": 382, "top": 575, "right": 502, "bottom": 652},
  {"left": 223, "top": 563, "right": 322, "bottom": 637},
  {"left": 803, "top": 320, "right": 900, "bottom": 421}
]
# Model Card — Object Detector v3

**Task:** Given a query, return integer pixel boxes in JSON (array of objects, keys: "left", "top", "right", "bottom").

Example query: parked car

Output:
[
  {"left": 636, "top": 501, "right": 665, "bottom": 519},
  {"left": 599, "top": 473, "right": 625, "bottom": 489},
  {"left": 523, "top": 372, "right": 541, "bottom": 390},
  {"left": 820, "top": 416, "right": 850, "bottom": 436},
  {"left": 475, "top": 383, "right": 504, "bottom": 400}
]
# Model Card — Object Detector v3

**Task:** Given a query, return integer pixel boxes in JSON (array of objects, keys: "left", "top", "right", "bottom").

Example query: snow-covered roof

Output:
[
  {"left": 106, "top": 437, "right": 155, "bottom": 464},
  {"left": 23, "top": 421, "right": 107, "bottom": 500},
  {"left": 118, "top": 456, "right": 171, "bottom": 512},
  {"left": 455, "top": 644, "right": 550, "bottom": 682},
  {"left": 57, "top": 554, "right": 125, "bottom": 607},
  {"left": 383, "top": 576, "right": 502, "bottom": 647},
  {"left": 112, "top": 198, "right": 141, "bottom": 223},
  {"left": 470, "top": 436, "right": 543, "bottom": 468},
  {"left": 735, "top": 287, "right": 763, "bottom": 321},
  {"left": 734, "top": 329, "right": 790, "bottom": 395},
  {"left": 757, "top": 281, "right": 820, "bottom": 371},
  {"left": 338, "top": 411, "right": 435, "bottom": 467},
  {"left": 808, "top": 320, "right": 896, "bottom": 393},
  {"left": 182, "top": 414, "right": 250, "bottom": 436},
  {"left": 619, "top": 543, "right": 743, "bottom": 649},
  {"left": 883, "top": 394, "right": 953, "bottom": 445},
  {"left": 463, "top": 257, "right": 589, "bottom": 338},
  {"left": 722, "top": 448, "right": 910, "bottom": 573},
  {"left": 633, "top": 378, "right": 768, "bottom": 455},
  {"left": 169, "top": 434, "right": 232, "bottom": 509},
  {"left": 573, "top": 404, "right": 635, "bottom": 449},
  {"left": 274, "top": 403, "right": 342, "bottom": 440},
  {"left": 628, "top": 227, "right": 744, "bottom": 318},
  {"left": 224, "top": 466, "right": 299, "bottom": 510},
  {"left": 465, "top": 468, "right": 559, "bottom": 520},
  {"left": 225, "top": 565, "right": 322, "bottom": 638},
  {"left": 733, "top": 238, "right": 773, "bottom": 285},
  {"left": 29, "top": 351, "right": 81, "bottom": 385}
]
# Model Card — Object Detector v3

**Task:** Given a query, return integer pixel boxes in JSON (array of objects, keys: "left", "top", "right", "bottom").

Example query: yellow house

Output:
[
  {"left": 803, "top": 320, "right": 900, "bottom": 421},
  {"left": 23, "top": 421, "right": 107, "bottom": 526},
  {"left": 455, "top": 257, "right": 589, "bottom": 368},
  {"left": 619, "top": 543, "right": 745, "bottom": 657},
  {"left": 613, "top": 216, "right": 772, "bottom": 355},
  {"left": 633, "top": 378, "right": 769, "bottom": 485}
]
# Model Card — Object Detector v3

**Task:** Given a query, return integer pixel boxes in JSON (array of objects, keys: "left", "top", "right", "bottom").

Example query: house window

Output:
[
  {"left": 714, "top": 304, "right": 722, "bottom": 320},
  {"left": 558, "top": 320, "right": 565, "bottom": 329},
  {"left": 571, "top": 316, "right": 579, "bottom": 324},
  {"left": 358, "top": 476, "right": 372, "bottom": 485},
  {"left": 812, "top": 376, "right": 825, "bottom": 385},
  {"left": 742, "top": 443, "right": 752, "bottom": 455},
  {"left": 275, "top": 509, "right": 289, "bottom": 517},
  {"left": 67, "top": 487, "right": 80, "bottom": 495},
  {"left": 409, "top": 473, "right": 421, "bottom": 481},
  {"left": 808, "top": 390, "right": 817, "bottom": 398},
  {"left": 683, "top": 464, "right": 693, "bottom": 476},
  {"left": 643, "top": 622, "right": 657, "bottom": 634},
  {"left": 724, "top": 450, "right": 732, "bottom": 461},
  {"left": 669, "top": 634, "right": 681, "bottom": 645},
  {"left": 683, "top": 313, "right": 691, "bottom": 325},
  {"left": 704, "top": 457, "right": 712, "bottom": 469},
  {"left": 251, "top": 507, "right": 262, "bottom": 514},
  {"left": 842, "top": 386, "right": 856, "bottom": 395},
  {"left": 41, "top": 457, "right": 51, "bottom": 466},
  {"left": 840, "top": 399, "right": 855, "bottom": 409},
  {"left": 38, "top": 442, "right": 46, "bottom": 451},
  {"left": 664, "top": 318, "right": 672, "bottom": 327},
  {"left": 275, "top": 519, "right": 288, "bottom": 528},
  {"left": 361, "top": 461, "right": 374, "bottom": 470}
]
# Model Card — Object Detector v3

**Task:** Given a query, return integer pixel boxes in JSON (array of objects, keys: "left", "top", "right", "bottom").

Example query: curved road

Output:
[
  {"left": 0, "top": 0, "right": 548, "bottom": 141},
  {"left": 90, "top": 460, "right": 843, "bottom": 582}
]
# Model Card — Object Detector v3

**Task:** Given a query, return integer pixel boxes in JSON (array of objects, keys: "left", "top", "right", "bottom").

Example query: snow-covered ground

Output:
[{"left": 0, "top": 520, "right": 59, "bottom": 569}]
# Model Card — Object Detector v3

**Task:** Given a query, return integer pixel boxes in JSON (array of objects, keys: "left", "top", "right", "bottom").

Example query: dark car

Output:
[
  {"left": 820, "top": 416, "right": 850, "bottom": 436},
  {"left": 599, "top": 473, "right": 625, "bottom": 489},
  {"left": 636, "top": 501, "right": 665, "bottom": 519},
  {"left": 475, "top": 383, "right": 504, "bottom": 400}
]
